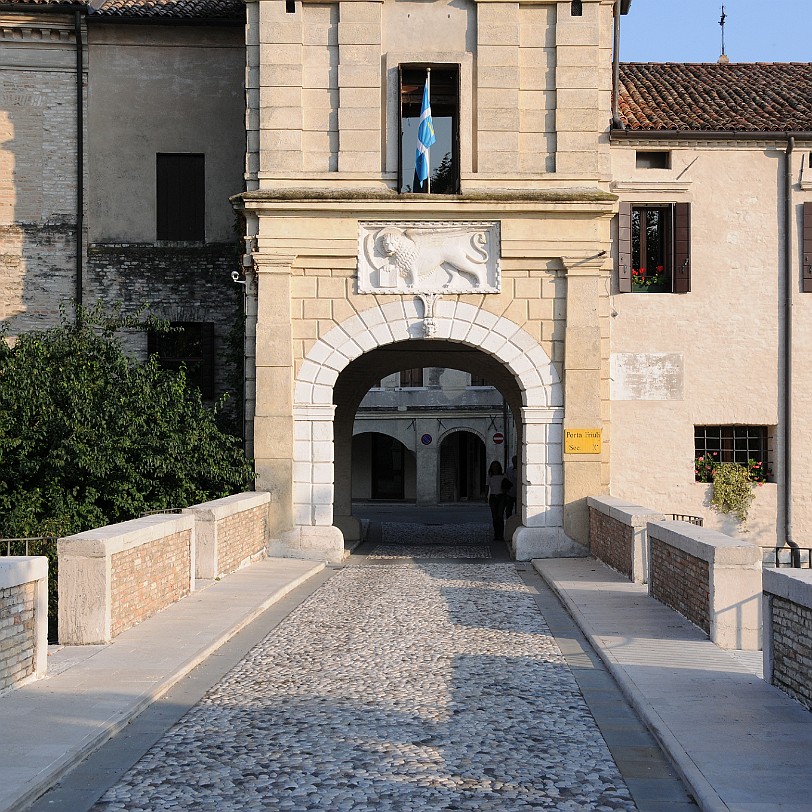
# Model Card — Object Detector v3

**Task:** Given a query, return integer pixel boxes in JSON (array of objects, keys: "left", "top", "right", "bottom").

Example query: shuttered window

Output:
[
  {"left": 148, "top": 321, "right": 215, "bottom": 400},
  {"left": 618, "top": 202, "right": 690, "bottom": 294},
  {"left": 803, "top": 201, "right": 812, "bottom": 293},
  {"left": 399, "top": 368, "right": 424, "bottom": 387},
  {"left": 156, "top": 154, "right": 205, "bottom": 241}
]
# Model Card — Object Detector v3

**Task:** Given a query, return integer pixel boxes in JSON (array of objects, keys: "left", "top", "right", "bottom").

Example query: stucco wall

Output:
[{"left": 609, "top": 142, "right": 805, "bottom": 546}]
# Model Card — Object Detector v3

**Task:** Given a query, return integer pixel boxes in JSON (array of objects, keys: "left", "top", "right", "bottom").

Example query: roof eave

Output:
[{"left": 610, "top": 127, "right": 812, "bottom": 141}]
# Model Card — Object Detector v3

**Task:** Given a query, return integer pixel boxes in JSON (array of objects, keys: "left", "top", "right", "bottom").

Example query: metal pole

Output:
[{"left": 426, "top": 68, "right": 431, "bottom": 195}]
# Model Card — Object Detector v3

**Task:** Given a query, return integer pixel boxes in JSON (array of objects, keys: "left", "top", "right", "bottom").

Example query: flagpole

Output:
[{"left": 426, "top": 68, "right": 431, "bottom": 194}]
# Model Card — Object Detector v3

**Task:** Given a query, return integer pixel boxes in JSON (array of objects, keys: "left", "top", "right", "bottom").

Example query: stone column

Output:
[
  {"left": 562, "top": 255, "right": 608, "bottom": 545},
  {"left": 337, "top": 0, "right": 382, "bottom": 173},
  {"left": 253, "top": 253, "right": 296, "bottom": 539},
  {"left": 416, "top": 418, "right": 439, "bottom": 505},
  {"left": 333, "top": 407, "right": 361, "bottom": 543}
]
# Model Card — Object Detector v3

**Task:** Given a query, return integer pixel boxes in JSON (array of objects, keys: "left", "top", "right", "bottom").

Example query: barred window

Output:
[
  {"left": 694, "top": 425, "right": 769, "bottom": 466},
  {"left": 148, "top": 322, "right": 215, "bottom": 400}
]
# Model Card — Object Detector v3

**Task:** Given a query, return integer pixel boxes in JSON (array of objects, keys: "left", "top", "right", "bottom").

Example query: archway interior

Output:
[{"left": 334, "top": 340, "right": 524, "bottom": 530}]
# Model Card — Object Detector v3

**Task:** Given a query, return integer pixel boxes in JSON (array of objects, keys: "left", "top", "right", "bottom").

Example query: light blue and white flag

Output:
[{"left": 413, "top": 78, "right": 436, "bottom": 191}]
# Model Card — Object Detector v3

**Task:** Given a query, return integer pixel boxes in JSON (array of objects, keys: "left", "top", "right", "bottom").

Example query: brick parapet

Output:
[
  {"left": 648, "top": 521, "right": 762, "bottom": 650},
  {"left": 587, "top": 496, "right": 662, "bottom": 583},
  {"left": 763, "top": 568, "right": 812, "bottom": 710},
  {"left": 185, "top": 492, "right": 270, "bottom": 579},
  {"left": 0, "top": 557, "right": 48, "bottom": 692},
  {"left": 58, "top": 514, "right": 195, "bottom": 645}
]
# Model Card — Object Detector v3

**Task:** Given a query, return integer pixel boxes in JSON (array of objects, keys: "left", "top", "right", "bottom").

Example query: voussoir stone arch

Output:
[
  {"left": 287, "top": 299, "right": 572, "bottom": 563},
  {"left": 436, "top": 424, "right": 489, "bottom": 448},
  {"left": 294, "top": 299, "right": 562, "bottom": 409}
]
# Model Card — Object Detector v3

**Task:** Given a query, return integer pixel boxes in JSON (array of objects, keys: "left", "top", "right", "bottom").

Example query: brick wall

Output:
[
  {"left": 650, "top": 538, "right": 710, "bottom": 635},
  {"left": 770, "top": 595, "right": 812, "bottom": 711},
  {"left": 0, "top": 581, "right": 36, "bottom": 692},
  {"left": 589, "top": 507, "right": 633, "bottom": 578},
  {"left": 110, "top": 529, "right": 192, "bottom": 638},
  {"left": 216, "top": 504, "right": 267, "bottom": 576}
]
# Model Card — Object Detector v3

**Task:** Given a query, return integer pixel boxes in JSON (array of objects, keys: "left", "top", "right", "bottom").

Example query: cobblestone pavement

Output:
[{"left": 92, "top": 529, "right": 638, "bottom": 812}]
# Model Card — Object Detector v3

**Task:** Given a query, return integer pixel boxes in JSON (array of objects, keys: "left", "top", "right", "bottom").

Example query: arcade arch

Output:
[{"left": 282, "top": 299, "right": 582, "bottom": 562}]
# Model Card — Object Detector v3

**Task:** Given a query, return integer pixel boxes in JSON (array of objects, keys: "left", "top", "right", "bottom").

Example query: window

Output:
[
  {"left": 694, "top": 425, "right": 771, "bottom": 482},
  {"left": 469, "top": 374, "right": 490, "bottom": 387},
  {"left": 399, "top": 65, "right": 460, "bottom": 194},
  {"left": 148, "top": 322, "right": 215, "bottom": 400},
  {"left": 570, "top": 0, "right": 583, "bottom": 15},
  {"left": 636, "top": 150, "right": 671, "bottom": 169},
  {"left": 803, "top": 201, "right": 812, "bottom": 293},
  {"left": 399, "top": 368, "right": 424, "bottom": 388},
  {"left": 156, "top": 154, "right": 205, "bottom": 241},
  {"left": 618, "top": 202, "right": 690, "bottom": 293}
]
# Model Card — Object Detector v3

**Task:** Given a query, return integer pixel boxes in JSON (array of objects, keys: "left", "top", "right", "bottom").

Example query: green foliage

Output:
[
  {"left": 0, "top": 304, "right": 255, "bottom": 539},
  {"left": 708, "top": 462, "right": 756, "bottom": 526}
]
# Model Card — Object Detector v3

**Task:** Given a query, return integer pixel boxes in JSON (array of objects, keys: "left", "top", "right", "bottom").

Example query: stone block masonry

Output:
[
  {"left": 185, "top": 492, "right": 270, "bottom": 580},
  {"left": 0, "top": 557, "right": 48, "bottom": 692},
  {"left": 763, "top": 568, "right": 812, "bottom": 711},
  {"left": 648, "top": 521, "right": 762, "bottom": 650}
]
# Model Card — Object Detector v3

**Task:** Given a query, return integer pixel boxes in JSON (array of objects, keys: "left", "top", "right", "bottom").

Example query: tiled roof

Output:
[
  {"left": 91, "top": 0, "right": 242, "bottom": 19},
  {"left": 618, "top": 62, "right": 812, "bottom": 133}
]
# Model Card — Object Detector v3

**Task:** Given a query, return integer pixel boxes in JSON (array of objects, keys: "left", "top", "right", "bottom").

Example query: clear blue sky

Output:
[{"left": 621, "top": 0, "right": 811, "bottom": 63}]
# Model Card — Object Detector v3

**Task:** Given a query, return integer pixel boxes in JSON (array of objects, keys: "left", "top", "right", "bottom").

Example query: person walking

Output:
[
  {"left": 487, "top": 460, "right": 507, "bottom": 542},
  {"left": 504, "top": 455, "right": 518, "bottom": 518}
]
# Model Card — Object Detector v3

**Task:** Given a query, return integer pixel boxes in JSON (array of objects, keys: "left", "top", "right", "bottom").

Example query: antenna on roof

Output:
[{"left": 718, "top": 3, "right": 730, "bottom": 64}]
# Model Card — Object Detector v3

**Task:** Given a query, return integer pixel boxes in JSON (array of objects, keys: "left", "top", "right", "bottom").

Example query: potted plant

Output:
[
  {"left": 631, "top": 265, "right": 667, "bottom": 292},
  {"left": 694, "top": 453, "right": 771, "bottom": 526}
]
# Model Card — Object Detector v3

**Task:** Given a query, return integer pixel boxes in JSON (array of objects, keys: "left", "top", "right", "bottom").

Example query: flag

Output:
[{"left": 413, "top": 78, "right": 436, "bottom": 192}]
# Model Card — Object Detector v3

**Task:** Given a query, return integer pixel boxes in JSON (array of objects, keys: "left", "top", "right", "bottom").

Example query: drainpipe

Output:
[
  {"left": 74, "top": 8, "right": 84, "bottom": 322},
  {"left": 783, "top": 136, "right": 796, "bottom": 552},
  {"left": 611, "top": 0, "right": 623, "bottom": 129}
]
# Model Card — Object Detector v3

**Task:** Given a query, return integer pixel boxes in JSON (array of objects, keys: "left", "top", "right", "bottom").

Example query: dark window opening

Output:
[
  {"left": 148, "top": 321, "right": 215, "bottom": 400},
  {"left": 156, "top": 153, "right": 205, "bottom": 242},
  {"left": 469, "top": 374, "right": 490, "bottom": 387},
  {"left": 285, "top": 0, "right": 295, "bottom": 11},
  {"left": 571, "top": 0, "right": 583, "bottom": 15},
  {"left": 399, "top": 64, "right": 460, "bottom": 194},
  {"left": 399, "top": 368, "right": 424, "bottom": 388},
  {"left": 618, "top": 201, "right": 690, "bottom": 294},
  {"left": 636, "top": 150, "right": 671, "bottom": 169},
  {"left": 694, "top": 425, "right": 771, "bottom": 482}
]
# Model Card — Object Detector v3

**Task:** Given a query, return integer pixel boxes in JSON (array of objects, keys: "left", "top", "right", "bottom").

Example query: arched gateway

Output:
[{"left": 265, "top": 297, "right": 582, "bottom": 563}]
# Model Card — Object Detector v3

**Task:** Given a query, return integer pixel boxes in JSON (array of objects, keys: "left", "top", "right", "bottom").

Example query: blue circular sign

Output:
[{"left": 421, "top": 434, "right": 433, "bottom": 445}]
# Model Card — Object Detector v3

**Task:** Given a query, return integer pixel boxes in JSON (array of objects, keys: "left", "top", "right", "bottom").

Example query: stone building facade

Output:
[{"left": 2, "top": 0, "right": 812, "bottom": 562}]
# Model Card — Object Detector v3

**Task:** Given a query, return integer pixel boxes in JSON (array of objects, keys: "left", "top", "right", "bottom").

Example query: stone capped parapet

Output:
[
  {"left": 0, "top": 557, "right": 48, "bottom": 692},
  {"left": 763, "top": 568, "right": 812, "bottom": 710},
  {"left": 648, "top": 521, "right": 762, "bottom": 650},
  {"left": 185, "top": 492, "right": 270, "bottom": 579},
  {"left": 58, "top": 514, "right": 195, "bottom": 645}
]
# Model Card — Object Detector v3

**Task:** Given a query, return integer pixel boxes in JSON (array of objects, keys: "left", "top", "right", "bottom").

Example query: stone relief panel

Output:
[{"left": 358, "top": 221, "right": 501, "bottom": 295}]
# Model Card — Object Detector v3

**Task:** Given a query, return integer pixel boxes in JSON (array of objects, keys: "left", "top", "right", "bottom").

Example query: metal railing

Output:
[
  {"left": 1, "top": 537, "right": 58, "bottom": 557},
  {"left": 773, "top": 541, "right": 812, "bottom": 569},
  {"left": 668, "top": 514, "right": 704, "bottom": 526}
]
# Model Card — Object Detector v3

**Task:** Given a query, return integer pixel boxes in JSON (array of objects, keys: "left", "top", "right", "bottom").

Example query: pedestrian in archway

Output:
[
  {"left": 504, "top": 455, "right": 518, "bottom": 519},
  {"left": 487, "top": 460, "right": 507, "bottom": 542}
]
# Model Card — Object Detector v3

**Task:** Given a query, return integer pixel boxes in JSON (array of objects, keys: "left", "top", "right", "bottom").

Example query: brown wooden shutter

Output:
[
  {"left": 803, "top": 201, "right": 812, "bottom": 293},
  {"left": 617, "top": 201, "right": 632, "bottom": 293},
  {"left": 673, "top": 202, "right": 691, "bottom": 293}
]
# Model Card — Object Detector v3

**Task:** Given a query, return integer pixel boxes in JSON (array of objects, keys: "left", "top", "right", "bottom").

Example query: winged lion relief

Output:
[{"left": 358, "top": 221, "right": 501, "bottom": 295}]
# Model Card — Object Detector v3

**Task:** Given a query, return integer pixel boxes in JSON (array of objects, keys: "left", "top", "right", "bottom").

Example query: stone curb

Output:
[{"left": 532, "top": 559, "right": 730, "bottom": 812}]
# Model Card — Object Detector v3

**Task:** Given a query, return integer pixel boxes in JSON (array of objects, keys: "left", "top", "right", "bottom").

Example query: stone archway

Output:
[{"left": 278, "top": 298, "right": 582, "bottom": 562}]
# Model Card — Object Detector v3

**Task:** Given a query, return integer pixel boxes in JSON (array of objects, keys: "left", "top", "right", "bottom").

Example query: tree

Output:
[{"left": 0, "top": 306, "right": 256, "bottom": 538}]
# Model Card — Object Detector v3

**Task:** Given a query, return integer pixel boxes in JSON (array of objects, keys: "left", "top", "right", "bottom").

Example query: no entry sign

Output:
[{"left": 492, "top": 432, "right": 504, "bottom": 444}]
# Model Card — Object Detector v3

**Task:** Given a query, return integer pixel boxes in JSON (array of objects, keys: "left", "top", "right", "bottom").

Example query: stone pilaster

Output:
[
  {"left": 253, "top": 253, "right": 296, "bottom": 537},
  {"left": 337, "top": 0, "right": 382, "bottom": 173},
  {"left": 562, "top": 254, "right": 609, "bottom": 545}
]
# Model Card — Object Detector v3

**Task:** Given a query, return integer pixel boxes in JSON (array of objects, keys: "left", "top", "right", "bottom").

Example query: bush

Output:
[{"left": 0, "top": 306, "right": 256, "bottom": 538}]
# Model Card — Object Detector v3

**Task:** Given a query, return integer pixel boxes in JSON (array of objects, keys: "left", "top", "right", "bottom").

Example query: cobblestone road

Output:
[{"left": 93, "top": 530, "right": 638, "bottom": 812}]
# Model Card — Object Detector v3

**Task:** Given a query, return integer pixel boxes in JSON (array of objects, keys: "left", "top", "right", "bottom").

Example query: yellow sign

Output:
[{"left": 564, "top": 429, "right": 602, "bottom": 454}]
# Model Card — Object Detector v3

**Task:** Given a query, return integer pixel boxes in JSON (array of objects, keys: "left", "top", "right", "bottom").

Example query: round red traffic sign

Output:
[{"left": 493, "top": 432, "right": 504, "bottom": 444}]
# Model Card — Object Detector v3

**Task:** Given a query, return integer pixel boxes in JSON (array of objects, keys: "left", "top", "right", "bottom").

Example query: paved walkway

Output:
[{"left": 4, "top": 521, "right": 812, "bottom": 812}]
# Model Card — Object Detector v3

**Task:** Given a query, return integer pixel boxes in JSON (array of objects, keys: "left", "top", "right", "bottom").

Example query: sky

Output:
[{"left": 621, "top": 0, "right": 811, "bottom": 63}]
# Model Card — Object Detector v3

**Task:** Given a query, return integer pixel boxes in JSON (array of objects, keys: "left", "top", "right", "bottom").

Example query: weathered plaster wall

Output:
[{"left": 609, "top": 142, "right": 801, "bottom": 546}]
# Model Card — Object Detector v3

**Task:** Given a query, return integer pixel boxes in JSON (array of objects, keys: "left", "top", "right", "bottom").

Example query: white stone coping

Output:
[
  {"left": 648, "top": 521, "right": 762, "bottom": 566},
  {"left": 0, "top": 556, "right": 48, "bottom": 590},
  {"left": 185, "top": 491, "right": 270, "bottom": 522},
  {"left": 763, "top": 567, "right": 812, "bottom": 608},
  {"left": 587, "top": 495, "right": 664, "bottom": 528},
  {"left": 57, "top": 513, "right": 195, "bottom": 558}
]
